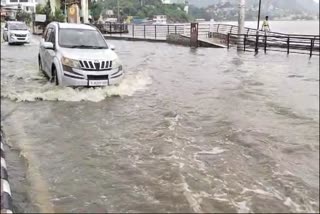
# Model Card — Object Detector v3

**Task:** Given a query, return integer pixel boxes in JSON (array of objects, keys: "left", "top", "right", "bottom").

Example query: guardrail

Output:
[
  {"left": 97, "top": 23, "right": 185, "bottom": 40},
  {"left": 227, "top": 33, "right": 320, "bottom": 57},
  {"left": 1, "top": 131, "right": 14, "bottom": 214},
  {"left": 210, "top": 23, "right": 319, "bottom": 39}
]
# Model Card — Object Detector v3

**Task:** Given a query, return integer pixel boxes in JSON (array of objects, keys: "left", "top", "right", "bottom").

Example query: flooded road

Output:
[{"left": 1, "top": 37, "right": 319, "bottom": 213}]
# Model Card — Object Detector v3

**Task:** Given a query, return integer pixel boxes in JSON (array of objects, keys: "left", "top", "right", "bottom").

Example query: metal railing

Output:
[
  {"left": 210, "top": 23, "right": 319, "bottom": 40},
  {"left": 97, "top": 23, "right": 185, "bottom": 40},
  {"left": 95, "top": 22, "right": 129, "bottom": 34},
  {"left": 227, "top": 33, "right": 320, "bottom": 57}
]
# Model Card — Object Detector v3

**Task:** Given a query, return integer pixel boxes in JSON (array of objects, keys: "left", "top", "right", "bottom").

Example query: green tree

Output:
[
  {"left": 36, "top": 4, "right": 45, "bottom": 14},
  {"left": 90, "top": 1, "right": 105, "bottom": 21},
  {"left": 52, "top": 9, "right": 65, "bottom": 22},
  {"left": 16, "top": 10, "right": 32, "bottom": 25}
]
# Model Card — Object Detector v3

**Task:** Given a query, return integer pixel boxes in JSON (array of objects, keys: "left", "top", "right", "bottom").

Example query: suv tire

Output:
[{"left": 51, "top": 67, "right": 59, "bottom": 86}]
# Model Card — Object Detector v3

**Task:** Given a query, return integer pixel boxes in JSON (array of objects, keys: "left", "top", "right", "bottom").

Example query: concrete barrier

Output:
[
  {"left": 166, "top": 34, "right": 190, "bottom": 46},
  {"left": 1, "top": 132, "right": 13, "bottom": 214}
]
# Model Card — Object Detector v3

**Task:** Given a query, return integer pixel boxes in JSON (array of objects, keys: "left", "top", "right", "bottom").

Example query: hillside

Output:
[
  {"left": 188, "top": 0, "right": 319, "bottom": 21},
  {"left": 189, "top": 0, "right": 319, "bottom": 13}
]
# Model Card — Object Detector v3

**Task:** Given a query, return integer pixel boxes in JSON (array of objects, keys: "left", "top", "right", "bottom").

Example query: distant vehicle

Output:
[
  {"left": 38, "top": 22, "right": 124, "bottom": 86},
  {"left": 3, "top": 21, "right": 31, "bottom": 45}
]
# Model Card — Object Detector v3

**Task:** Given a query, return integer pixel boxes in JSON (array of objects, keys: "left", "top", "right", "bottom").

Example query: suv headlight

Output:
[
  {"left": 61, "top": 57, "right": 80, "bottom": 68},
  {"left": 112, "top": 58, "right": 122, "bottom": 69}
]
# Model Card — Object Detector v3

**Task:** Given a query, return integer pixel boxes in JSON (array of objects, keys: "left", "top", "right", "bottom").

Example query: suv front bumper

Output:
[
  {"left": 61, "top": 67, "right": 124, "bottom": 87},
  {"left": 9, "top": 35, "right": 30, "bottom": 43}
]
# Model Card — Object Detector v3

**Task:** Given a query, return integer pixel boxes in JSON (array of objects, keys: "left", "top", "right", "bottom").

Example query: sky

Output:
[{"left": 314, "top": 0, "right": 319, "bottom": 3}]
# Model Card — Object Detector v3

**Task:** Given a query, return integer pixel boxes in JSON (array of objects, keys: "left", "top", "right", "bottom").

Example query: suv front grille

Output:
[
  {"left": 87, "top": 75, "right": 109, "bottom": 80},
  {"left": 79, "top": 60, "right": 112, "bottom": 71},
  {"left": 15, "top": 34, "right": 27, "bottom": 37}
]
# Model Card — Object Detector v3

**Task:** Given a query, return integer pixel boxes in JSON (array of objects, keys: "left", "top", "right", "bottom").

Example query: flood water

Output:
[{"left": 1, "top": 36, "right": 319, "bottom": 213}]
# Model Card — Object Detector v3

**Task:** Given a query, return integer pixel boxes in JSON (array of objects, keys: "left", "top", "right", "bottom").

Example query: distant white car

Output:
[
  {"left": 38, "top": 22, "right": 124, "bottom": 86},
  {"left": 3, "top": 21, "right": 31, "bottom": 45}
]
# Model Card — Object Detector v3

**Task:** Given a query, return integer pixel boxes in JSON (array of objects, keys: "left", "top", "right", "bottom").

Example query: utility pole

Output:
[
  {"left": 256, "top": 0, "right": 262, "bottom": 31},
  {"left": 255, "top": 0, "right": 262, "bottom": 52},
  {"left": 117, "top": 0, "right": 120, "bottom": 22},
  {"left": 64, "top": 0, "right": 67, "bottom": 22},
  {"left": 237, "top": 0, "right": 245, "bottom": 50}
]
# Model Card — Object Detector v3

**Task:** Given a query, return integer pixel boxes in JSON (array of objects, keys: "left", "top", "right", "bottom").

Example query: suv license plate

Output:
[{"left": 89, "top": 80, "right": 109, "bottom": 86}]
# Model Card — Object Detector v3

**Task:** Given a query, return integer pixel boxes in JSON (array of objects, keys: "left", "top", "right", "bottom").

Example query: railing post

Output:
[
  {"left": 144, "top": 25, "right": 146, "bottom": 38},
  {"left": 109, "top": 23, "right": 112, "bottom": 35},
  {"left": 227, "top": 33, "right": 230, "bottom": 49},
  {"left": 132, "top": 25, "right": 135, "bottom": 38},
  {"left": 244, "top": 34, "right": 247, "bottom": 51},
  {"left": 255, "top": 32, "right": 259, "bottom": 53},
  {"left": 175, "top": 26, "right": 177, "bottom": 34},
  {"left": 264, "top": 34, "right": 267, "bottom": 53},
  {"left": 167, "top": 25, "right": 170, "bottom": 35},
  {"left": 217, "top": 24, "right": 220, "bottom": 33},
  {"left": 230, "top": 26, "right": 233, "bottom": 34},
  {"left": 310, "top": 39, "right": 314, "bottom": 58},
  {"left": 287, "top": 37, "right": 290, "bottom": 54},
  {"left": 155, "top": 25, "right": 157, "bottom": 39}
]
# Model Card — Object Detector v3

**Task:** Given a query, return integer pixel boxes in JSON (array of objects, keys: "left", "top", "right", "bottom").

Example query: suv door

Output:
[
  {"left": 42, "top": 27, "right": 56, "bottom": 75},
  {"left": 45, "top": 27, "right": 57, "bottom": 78}
]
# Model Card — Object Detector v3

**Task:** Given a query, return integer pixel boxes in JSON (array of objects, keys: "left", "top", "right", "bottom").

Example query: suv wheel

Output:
[
  {"left": 38, "top": 57, "right": 43, "bottom": 71},
  {"left": 51, "top": 67, "right": 59, "bottom": 86}
]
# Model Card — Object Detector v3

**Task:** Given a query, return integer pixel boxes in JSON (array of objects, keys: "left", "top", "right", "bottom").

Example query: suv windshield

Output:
[
  {"left": 9, "top": 23, "right": 28, "bottom": 30},
  {"left": 59, "top": 29, "right": 108, "bottom": 49}
]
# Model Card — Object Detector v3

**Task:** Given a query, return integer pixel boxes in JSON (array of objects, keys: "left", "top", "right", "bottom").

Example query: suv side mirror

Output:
[
  {"left": 43, "top": 42, "right": 54, "bottom": 49},
  {"left": 109, "top": 44, "right": 115, "bottom": 50}
]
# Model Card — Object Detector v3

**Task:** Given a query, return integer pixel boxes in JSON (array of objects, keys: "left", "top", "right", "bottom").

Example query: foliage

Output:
[
  {"left": 36, "top": 4, "right": 44, "bottom": 14},
  {"left": 52, "top": 9, "right": 65, "bottom": 22},
  {"left": 16, "top": 10, "right": 32, "bottom": 25},
  {"left": 88, "top": 0, "right": 190, "bottom": 22},
  {"left": 90, "top": 1, "right": 105, "bottom": 21},
  {"left": 36, "top": 1, "right": 65, "bottom": 23}
]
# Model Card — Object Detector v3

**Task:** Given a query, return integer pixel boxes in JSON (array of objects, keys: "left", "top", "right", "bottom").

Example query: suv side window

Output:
[
  {"left": 44, "top": 28, "right": 52, "bottom": 42},
  {"left": 43, "top": 27, "right": 49, "bottom": 39},
  {"left": 48, "top": 28, "right": 55, "bottom": 44}
]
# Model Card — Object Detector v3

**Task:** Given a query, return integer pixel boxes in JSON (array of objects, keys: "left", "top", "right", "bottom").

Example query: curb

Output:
[{"left": 1, "top": 132, "right": 13, "bottom": 214}]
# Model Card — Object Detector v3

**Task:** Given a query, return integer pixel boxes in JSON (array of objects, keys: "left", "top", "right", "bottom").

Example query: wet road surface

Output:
[{"left": 1, "top": 36, "right": 319, "bottom": 213}]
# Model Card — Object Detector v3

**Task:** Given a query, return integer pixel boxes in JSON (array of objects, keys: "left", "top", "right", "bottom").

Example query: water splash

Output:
[{"left": 1, "top": 71, "right": 152, "bottom": 102}]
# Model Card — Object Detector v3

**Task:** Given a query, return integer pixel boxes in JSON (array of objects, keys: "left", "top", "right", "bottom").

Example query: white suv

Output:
[
  {"left": 3, "top": 21, "right": 31, "bottom": 45},
  {"left": 38, "top": 22, "right": 124, "bottom": 86}
]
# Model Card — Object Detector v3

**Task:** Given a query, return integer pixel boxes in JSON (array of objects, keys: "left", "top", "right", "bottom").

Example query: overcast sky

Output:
[{"left": 314, "top": 0, "right": 319, "bottom": 3}]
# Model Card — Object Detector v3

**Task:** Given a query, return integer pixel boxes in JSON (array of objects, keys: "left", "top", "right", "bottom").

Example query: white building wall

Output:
[
  {"left": 4, "top": 0, "right": 37, "bottom": 12},
  {"left": 162, "top": 0, "right": 186, "bottom": 4}
]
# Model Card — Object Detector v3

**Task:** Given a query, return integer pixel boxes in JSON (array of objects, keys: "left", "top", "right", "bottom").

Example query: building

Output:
[
  {"left": 41, "top": 0, "right": 89, "bottom": 23},
  {"left": 1, "top": 0, "right": 37, "bottom": 13},
  {"left": 161, "top": 0, "right": 186, "bottom": 4}
]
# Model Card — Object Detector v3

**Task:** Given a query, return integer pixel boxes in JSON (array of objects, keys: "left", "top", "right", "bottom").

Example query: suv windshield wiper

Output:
[{"left": 68, "top": 45, "right": 106, "bottom": 49}]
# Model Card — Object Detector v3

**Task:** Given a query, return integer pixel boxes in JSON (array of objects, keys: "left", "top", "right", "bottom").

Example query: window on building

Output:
[
  {"left": 19, "top": 0, "right": 29, "bottom": 2},
  {"left": 9, "top": 0, "right": 18, "bottom": 3}
]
